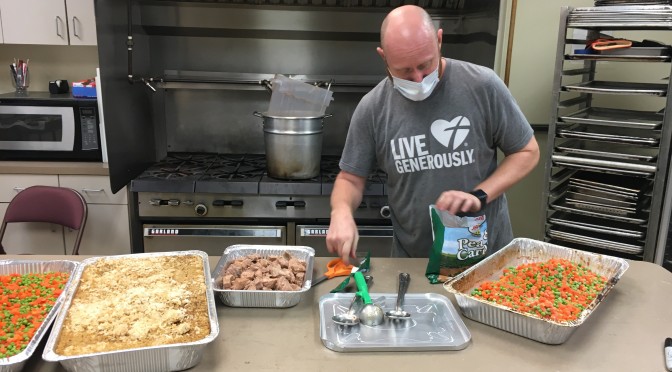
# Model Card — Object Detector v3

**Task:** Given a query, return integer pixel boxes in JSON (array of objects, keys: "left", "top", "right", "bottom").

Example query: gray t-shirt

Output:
[{"left": 339, "top": 58, "right": 534, "bottom": 258}]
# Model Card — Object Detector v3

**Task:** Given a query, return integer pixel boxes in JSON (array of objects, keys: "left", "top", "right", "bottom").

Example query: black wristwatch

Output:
[{"left": 469, "top": 189, "right": 488, "bottom": 211}]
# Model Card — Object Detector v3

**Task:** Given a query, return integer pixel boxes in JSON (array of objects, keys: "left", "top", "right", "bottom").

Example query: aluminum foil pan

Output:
[
  {"left": 443, "top": 238, "right": 629, "bottom": 344},
  {"left": 212, "top": 245, "right": 315, "bottom": 308},
  {"left": 42, "top": 251, "right": 219, "bottom": 372},
  {"left": 0, "top": 260, "right": 79, "bottom": 372}
]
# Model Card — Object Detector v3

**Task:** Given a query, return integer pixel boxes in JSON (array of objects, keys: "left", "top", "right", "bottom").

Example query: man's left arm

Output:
[
  {"left": 475, "top": 135, "right": 540, "bottom": 204},
  {"left": 435, "top": 136, "right": 539, "bottom": 214}
]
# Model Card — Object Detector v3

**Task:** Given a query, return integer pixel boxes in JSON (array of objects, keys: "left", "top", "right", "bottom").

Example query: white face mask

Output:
[{"left": 390, "top": 62, "right": 440, "bottom": 101}]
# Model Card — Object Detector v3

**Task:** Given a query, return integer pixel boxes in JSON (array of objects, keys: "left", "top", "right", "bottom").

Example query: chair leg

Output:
[{"left": 0, "top": 222, "right": 7, "bottom": 254}]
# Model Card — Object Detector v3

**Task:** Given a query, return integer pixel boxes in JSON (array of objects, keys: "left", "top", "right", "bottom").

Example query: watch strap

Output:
[{"left": 469, "top": 189, "right": 488, "bottom": 211}]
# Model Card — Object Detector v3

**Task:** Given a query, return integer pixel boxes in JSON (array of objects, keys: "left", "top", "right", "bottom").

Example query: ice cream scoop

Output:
[{"left": 353, "top": 271, "right": 384, "bottom": 326}]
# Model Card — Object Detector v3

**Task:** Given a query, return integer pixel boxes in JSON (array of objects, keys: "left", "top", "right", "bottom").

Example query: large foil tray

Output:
[
  {"left": 443, "top": 238, "right": 628, "bottom": 344},
  {"left": 319, "top": 293, "right": 471, "bottom": 352},
  {"left": 211, "top": 245, "right": 315, "bottom": 308},
  {"left": 0, "top": 260, "right": 79, "bottom": 372},
  {"left": 42, "top": 251, "right": 219, "bottom": 372}
]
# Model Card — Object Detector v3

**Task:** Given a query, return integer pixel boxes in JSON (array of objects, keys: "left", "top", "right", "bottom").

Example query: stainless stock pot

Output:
[{"left": 254, "top": 111, "right": 331, "bottom": 180}]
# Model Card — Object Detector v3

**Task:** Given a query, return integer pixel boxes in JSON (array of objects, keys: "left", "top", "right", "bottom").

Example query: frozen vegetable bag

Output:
[{"left": 426, "top": 205, "right": 488, "bottom": 284}]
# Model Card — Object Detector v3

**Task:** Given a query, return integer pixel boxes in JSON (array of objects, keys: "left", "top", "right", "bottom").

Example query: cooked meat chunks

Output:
[{"left": 219, "top": 251, "right": 307, "bottom": 291}]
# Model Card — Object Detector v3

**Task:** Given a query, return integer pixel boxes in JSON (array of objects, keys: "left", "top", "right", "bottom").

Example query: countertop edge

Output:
[{"left": 0, "top": 161, "right": 110, "bottom": 176}]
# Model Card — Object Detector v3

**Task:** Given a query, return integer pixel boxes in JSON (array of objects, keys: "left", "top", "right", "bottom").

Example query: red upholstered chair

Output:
[{"left": 0, "top": 186, "right": 88, "bottom": 255}]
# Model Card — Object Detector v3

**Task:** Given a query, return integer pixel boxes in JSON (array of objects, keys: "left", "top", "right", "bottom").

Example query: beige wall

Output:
[
  {"left": 504, "top": 0, "right": 592, "bottom": 240},
  {"left": 0, "top": 44, "right": 99, "bottom": 94},
  {"left": 508, "top": 0, "right": 593, "bottom": 124}
]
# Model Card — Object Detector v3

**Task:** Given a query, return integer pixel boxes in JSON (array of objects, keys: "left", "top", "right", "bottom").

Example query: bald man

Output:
[{"left": 326, "top": 5, "right": 539, "bottom": 264}]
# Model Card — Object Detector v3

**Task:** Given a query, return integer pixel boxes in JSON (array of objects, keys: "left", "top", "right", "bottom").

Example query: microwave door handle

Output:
[{"left": 0, "top": 120, "right": 45, "bottom": 130}]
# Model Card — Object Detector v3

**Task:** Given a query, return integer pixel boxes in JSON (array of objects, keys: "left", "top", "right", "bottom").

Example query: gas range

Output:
[{"left": 131, "top": 153, "right": 389, "bottom": 221}]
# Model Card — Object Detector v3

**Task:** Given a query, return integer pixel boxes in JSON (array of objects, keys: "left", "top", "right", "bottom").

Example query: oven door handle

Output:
[
  {"left": 299, "top": 226, "right": 393, "bottom": 237},
  {"left": 144, "top": 227, "right": 283, "bottom": 238}
]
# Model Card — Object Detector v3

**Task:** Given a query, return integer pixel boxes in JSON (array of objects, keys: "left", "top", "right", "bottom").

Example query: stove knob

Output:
[
  {"left": 380, "top": 205, "right": 391, "bottom": 219},
  {"left": 168, "top": 199, "right": 180, "bottom": 206},
  {"left": 195, "top": 204, "right": 208, "bottom": 216},
  {"left": 149, "top": 199, "right": 161, "bottom": 206}
]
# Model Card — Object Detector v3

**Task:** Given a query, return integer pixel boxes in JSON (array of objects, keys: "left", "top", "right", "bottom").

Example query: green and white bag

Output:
[{"left": 426, "top": 204, "right": 488, "bottom": 284}]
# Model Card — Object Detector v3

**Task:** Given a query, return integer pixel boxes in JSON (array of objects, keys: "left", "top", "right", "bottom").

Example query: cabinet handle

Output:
[
  {"left": 81, "top": 188, "right": 104, "bottom": 193},
  {"left": 55, "top": 16, "right": 62, "bottom": 37},
  {"left": 12, "top": 187, "right": 25, "bottom": 192},
  {"left": 73, "top": 16, "right": 80, "bottom": 37}
]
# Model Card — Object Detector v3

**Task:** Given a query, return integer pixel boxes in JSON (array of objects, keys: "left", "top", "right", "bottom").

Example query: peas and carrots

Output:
[
  {"left": 0, "top": 272, "right": 69, "bottom": 359},
  {"left": 471, "top": 258, "right": 606, "bottom": 323}
]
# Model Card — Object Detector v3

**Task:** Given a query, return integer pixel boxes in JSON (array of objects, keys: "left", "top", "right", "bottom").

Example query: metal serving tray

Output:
[
  {"left": 212, "top": 245, "right": 315, "bottom": 308},
  {"left": 566, "top": 54, "right": 671, "bottom": 62},
  {"left": 565, "top": 191, "right": 638, "bottom": 209},
  {"left": 551, "top": 155, "right": 657, "bottom": 175},
  {"left": 547, "top": 228, "right": 644, "bottom": 255},
  {"left": 559, "top": 107, "right": 664, "bottom": 129},
  {"left": 564, "top": 197, "right": 636, "bottom": 216},
  {"left": 319, "top": 293, "right": 471, "bottom": 352},
  {"left": 556, "top": 125, "right": 660, "bottom": 146},
  {"left": 569, "top": 181, "right": 640, "bottom": 200},
  {"left": 42, "top": 251, "right": 219, "bottom": 372},
  {"left": 570, "top": 170, "right": 651, "bottom": 196},
  {"left": 553, "top": 161, "right": 654, "bottom": 177},
  {"left": 555, "top": 139, "right": 658, "bottom": 162},
  {"left": 548, "top": 212, "right": 645, "bottom": 239},
  {"left": 0, "top": 260, "right": 79, "bottom": 372},
  {"left": 551, "top": 199, "right": 648, "bottom": 224},
  {"left": 443, "top": 238, "right": 629, "bottom": 344},
  {"left": 562, "top": 81, "right": 668, "bottom": 96}
]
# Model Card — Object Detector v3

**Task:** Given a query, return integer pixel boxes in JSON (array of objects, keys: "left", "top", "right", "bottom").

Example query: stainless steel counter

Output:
[
  {"left": 9, "top": 255, "right": 672, "bottom": 371},
  {"left": 0, "top": 161, "right": 109, "bottom": 176}
]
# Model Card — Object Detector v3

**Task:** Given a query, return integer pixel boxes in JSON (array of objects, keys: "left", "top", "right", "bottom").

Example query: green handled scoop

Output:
[{"left": 353, "top": 271, "right": 384, "bottom": 326}]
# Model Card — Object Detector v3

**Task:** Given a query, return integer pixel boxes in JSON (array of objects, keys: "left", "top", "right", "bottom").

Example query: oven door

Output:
[
  {"left": 0, "top": 106, "right": 75, "bottom": 151},
  {"left": 296, "top": 225, "right": 393, "bottom": 257},
  {"left": 143, "top": 224, "right": 286, "bottom": 256}
]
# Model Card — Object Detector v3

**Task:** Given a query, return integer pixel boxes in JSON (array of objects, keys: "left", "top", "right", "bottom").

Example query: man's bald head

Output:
[{"left": 380, "top": 5, "right": 437, "bottom": 51}]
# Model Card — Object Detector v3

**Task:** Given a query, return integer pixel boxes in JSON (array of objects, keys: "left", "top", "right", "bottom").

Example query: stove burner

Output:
[
  {"left": 201, "top": 154, "right": 266, "bottom": 181},
  {"left": 132, "top": 152, "right": 387, "bottom": 195}
]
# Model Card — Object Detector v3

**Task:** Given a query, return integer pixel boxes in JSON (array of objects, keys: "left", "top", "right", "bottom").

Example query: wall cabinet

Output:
[
  {"left": 0, "top": 174, "right": 130, "bottom": 255},
  {"left": 0, "top": 0, "right": 96, "bottom": 45}
]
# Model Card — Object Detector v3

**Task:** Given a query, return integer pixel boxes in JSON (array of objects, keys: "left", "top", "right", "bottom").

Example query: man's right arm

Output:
[{"left": 326, "top": 170, "right": 367, "bottom": 264}]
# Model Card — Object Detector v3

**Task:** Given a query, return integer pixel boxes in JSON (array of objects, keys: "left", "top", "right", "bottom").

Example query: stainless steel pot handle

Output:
[
  {"left": 260, "top": 80, "right": 272, "bottom": 93},
  {"left": 254, "top": 111, "right": 332, "bottom": 118}
]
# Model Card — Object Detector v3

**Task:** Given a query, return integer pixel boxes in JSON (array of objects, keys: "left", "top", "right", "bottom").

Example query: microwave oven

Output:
[{"left": 0, "top": 92, "right": 102, "bottom": 162}]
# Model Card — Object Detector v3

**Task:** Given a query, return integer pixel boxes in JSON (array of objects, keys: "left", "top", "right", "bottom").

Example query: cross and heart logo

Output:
[{"left": 430, "top": 116, "right": 471, "bottom": 150}]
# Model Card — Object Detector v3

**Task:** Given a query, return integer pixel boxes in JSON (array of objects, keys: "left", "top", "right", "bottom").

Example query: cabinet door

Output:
[
  {"left": 0, "top": 0, "right": 68, "bottom": 45},
  {"left": 66, "top": 0, "right": 96, "bottom": 46},
  {"left": 65, "top": 204, "right": 130, "bottom": 255},
  {"left": 59, "top": 175, "right": 127, "bottom": 205},
  {"left": 0, "top": 203, "right": 66, "bottom": 254},
  {"left": 0, "top": 175, "right": 59, "bottom": 202}
]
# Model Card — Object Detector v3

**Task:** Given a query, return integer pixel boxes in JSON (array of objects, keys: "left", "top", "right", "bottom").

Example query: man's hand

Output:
[
  {"left": 327, "top": 170, "right": 367, "bottom": 265},
  {"left": 326, "top": 210, "right": 359, "bottom": 265},
  {"left": 435, "top": 190, "right": 482, "bottom": 215}
]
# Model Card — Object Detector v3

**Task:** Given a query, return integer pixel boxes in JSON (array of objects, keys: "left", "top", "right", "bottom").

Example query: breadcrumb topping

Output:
[{"left": 55, "top": 255, "right": 210, "bottom": 356}]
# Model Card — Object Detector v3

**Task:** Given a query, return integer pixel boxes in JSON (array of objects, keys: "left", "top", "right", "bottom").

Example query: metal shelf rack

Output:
[{"left": 541, "top": 5, "right": 672, "bottom": 261}]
